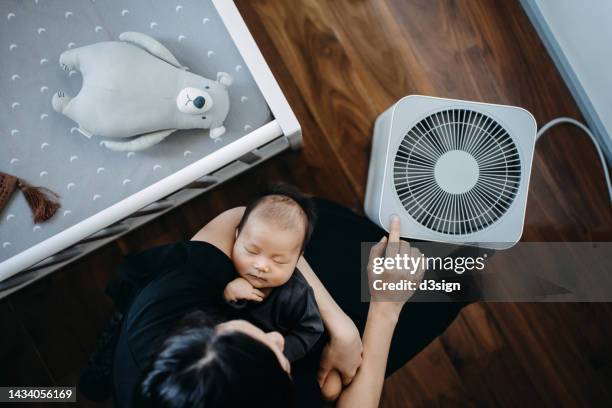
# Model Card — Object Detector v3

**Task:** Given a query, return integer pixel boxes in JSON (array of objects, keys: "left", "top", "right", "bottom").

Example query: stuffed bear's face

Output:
[
  {"left": 176, "top": 87, "right": 214, "bottom": 114},
  {"left": 172, "top": 76, "right": 230, "bottom": 130}
]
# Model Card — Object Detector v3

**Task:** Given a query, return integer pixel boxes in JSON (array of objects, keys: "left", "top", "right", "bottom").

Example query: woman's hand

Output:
[
  {"left": 367, "top": 216, "right": 424, "bottom": 316},
  {"left": 317, "top": 310, "right": 362, "bottom": 387}
]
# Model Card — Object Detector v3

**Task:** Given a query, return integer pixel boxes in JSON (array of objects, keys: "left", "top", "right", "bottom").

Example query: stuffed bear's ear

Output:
[{"left": 216, "top": 72, "right": 233, "bottom": 87}]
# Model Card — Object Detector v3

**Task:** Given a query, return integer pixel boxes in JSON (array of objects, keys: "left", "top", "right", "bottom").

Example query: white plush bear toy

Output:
[{"left": 52, "top": 32, "right": 232, "bottom": 151}]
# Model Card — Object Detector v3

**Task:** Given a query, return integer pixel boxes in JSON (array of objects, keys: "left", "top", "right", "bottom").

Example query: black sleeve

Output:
[
  {"left": 107, "top": 242, "right": 194, "bottom": 312},
  {"left": 107, "top": 241, "right": 235, "bottom": 311},
  {"left": 121, "top": 241, "right": 237, "bottom": 369},
  {"left": 282, "top": 285, "right": 324, "bottom": 362},
  {"left": 116, "top": 242, "right": 191, "bottom": 286}
]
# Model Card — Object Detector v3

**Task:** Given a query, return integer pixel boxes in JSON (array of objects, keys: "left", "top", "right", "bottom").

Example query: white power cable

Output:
[{"left": 536, "top": 117, "right": 612, "bottom": 205}]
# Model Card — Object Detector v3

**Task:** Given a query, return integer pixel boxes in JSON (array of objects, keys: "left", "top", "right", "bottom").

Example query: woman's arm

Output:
[
  {"left": 336, "top": 302, "right": 399, "bottom": 407},
  {"left": 297, "top": 257, "right": 363, "bottom": 385},
  {"left": 190, "top": 206, "right": 246, "bottom": 257},
  {"left": 190, "top": 206, "right": 350, "bottom": 325},
  {"left": 336, "top": 217, "right": 424, "bottom": 408},
  {"left": 191, "top": 206, "right": 363, "bottom": 383}
]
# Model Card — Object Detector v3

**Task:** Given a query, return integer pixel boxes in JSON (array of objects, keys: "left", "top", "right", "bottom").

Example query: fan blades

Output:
[{"left": 393, "top": 109, "right": 521, "bottom": 235}]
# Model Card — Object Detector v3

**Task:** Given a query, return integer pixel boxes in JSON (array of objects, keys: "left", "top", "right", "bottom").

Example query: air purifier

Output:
[{"left": 364, "top": 95, "right": 537, "bottom": 249}]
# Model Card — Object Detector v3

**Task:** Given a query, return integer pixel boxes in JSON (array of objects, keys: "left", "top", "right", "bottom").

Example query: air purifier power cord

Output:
[{"left": 536, "top": 117, "right": 612, "bottom": 205}]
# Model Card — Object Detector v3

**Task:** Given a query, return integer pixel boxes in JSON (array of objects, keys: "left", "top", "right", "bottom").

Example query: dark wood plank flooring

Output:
[{"left": 2, "top": 0, "right": 611, "bottom": 406}]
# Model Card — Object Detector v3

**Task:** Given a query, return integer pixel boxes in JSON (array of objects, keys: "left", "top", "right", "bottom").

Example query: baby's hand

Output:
[{"left": 224, "top": 277, "right": 265, "bottom": 302}]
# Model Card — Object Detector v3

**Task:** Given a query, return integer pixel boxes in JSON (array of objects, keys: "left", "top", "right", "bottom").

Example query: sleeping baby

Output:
[
  {"left": 223, "top": 191, "right": 322, "bottom": 361},
  {"left": 222, "top": 189, "right": 342, "bottom": 400}
]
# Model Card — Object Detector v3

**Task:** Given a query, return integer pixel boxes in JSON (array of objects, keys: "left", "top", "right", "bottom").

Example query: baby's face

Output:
[{"left": 232, "top": 215, "right": 303, "bottom": 289}]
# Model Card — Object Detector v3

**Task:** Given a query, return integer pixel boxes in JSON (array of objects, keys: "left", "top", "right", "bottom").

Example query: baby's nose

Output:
[
  {"left": 255, "top": 264, "right": 269, "bottom": 273},
  {"left": 254, "top": 259, "right": 269, "bottom": 272}
]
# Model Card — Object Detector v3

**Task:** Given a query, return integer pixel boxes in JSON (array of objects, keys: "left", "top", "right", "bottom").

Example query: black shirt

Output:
[
  {"left": 112, "top": 240, "right": 237, "bottom": 407},
  {"left": 111, "top": 240, "right": 323, "bottom": 407},
  {"left": 229, "top": 270, "right": 324, "bottom": 362}
]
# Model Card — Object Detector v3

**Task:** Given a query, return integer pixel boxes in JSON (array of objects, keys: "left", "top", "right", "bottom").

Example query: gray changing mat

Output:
[{"left": 0, "top": 0, "right": 272, "bottom": 262}]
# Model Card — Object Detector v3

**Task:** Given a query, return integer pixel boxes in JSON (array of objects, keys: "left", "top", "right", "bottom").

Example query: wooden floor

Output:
[{"left": 2, "top": 0, "right": 612, "bottom": 406}]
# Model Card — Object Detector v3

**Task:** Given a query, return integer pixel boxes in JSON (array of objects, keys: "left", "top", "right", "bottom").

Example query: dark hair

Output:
[
  {"left": 134, "top": 311, "right": 293, "bottom": 408},
  {"left": 237, "top": 183, "right": 317, "bottom": 253}
]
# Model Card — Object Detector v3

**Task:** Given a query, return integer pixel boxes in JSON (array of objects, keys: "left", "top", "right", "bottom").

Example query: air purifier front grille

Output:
[{"left": 393, "top": 108, "right": 521, "bottom": 235}]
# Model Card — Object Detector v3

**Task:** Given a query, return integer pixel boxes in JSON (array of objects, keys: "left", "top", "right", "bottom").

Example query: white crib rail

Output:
[{"left": 0, "top": 121, "right": 284, "bottom": 291}]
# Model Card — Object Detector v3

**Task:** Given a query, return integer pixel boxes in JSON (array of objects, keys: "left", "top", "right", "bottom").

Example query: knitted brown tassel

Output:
[{"left": 17, "top": 179, "right": 61, "bottom": 223}]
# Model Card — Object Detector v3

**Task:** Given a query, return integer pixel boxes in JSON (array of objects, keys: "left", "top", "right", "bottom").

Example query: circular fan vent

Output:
[{"left": 393, "top": 108, "right": 521, "bottom": 235}]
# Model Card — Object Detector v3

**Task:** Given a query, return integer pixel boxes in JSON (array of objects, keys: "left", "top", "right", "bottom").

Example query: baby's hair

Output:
[{"left": 237, "top": 183, "right": 317, "bottom": 253}]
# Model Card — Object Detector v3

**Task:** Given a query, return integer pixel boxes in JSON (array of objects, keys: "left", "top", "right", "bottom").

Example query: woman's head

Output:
[{"left": 135, "top": 313, "right": 292, "bottom": 408}]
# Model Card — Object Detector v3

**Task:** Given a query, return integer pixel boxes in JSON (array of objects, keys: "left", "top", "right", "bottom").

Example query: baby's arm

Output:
[
  {"left": 282, "top": 284, "right": 324, "bottom": 362},
  {"left": 281, "top": 284, "right": 341, "bottom": 401},
  {"left": 297, "top": 257, "right": 363, "bottom": 385}
]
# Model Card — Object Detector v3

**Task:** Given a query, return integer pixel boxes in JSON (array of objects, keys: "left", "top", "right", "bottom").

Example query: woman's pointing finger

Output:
[
  {"left": 386, "top": 215, "right": 401, "bottom": 257},
  {"left": 388, "top": 215, "right": 401, "bottom": 243}
]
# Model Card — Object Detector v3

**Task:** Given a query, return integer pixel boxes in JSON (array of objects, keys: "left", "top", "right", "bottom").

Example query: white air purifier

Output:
[{"left": 364, "top": 95, "right": 537, "bottom": 249}]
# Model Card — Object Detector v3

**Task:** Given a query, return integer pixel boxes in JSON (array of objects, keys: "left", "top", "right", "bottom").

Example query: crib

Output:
[{"left": 0, "top": 0, "right": 301, "bottom": 297}]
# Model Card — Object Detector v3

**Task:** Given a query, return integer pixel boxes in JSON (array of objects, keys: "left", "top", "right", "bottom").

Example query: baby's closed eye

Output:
[{"left": 244, "top": 246, "right": 258, "bottom": 255}]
